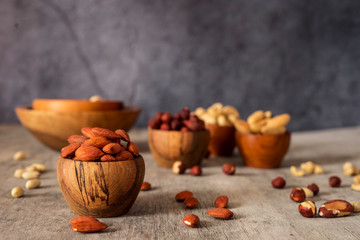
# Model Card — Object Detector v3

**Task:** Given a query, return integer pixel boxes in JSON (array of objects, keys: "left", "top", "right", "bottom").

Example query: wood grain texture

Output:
[
  {"left": 236, "top": 131, "right": 291, "bottom": 168},
  {"left": 33, "top": 99, "right": 124, "bottom": 112},
  {"left": 148, "top": 128, "right": 210, "bottom": 168},
  {"left": 206, "top": 124, "right": 236, "bottom": 156},
  {"left": 57, "top": 156, "right": 145, "bottom": 217},
  {"left": 15, "top": 106, "right": 141, "bottom": 151},
  {"left": 1, "top": 125, "right": 360, "bottom": 240}
]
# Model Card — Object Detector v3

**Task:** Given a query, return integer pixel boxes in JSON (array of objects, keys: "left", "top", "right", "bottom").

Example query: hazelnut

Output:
[
  {"left": 155, "top": 112, "right": 163, "bottom": 120},
  {"left": 189, "top": 165, "right": 202, "bottom": 176},
  {"left": 319, "top": 200, "right": 354, "bottom": 218},
  {"left": 160, "top": 123, "right": 171, "bottom": 131},
  {"left": 161, "top": 113, "right": 172, "bottom": 123},
  {"left": 148, "top": 118, "right": 161, "bottom": 129},
  {"left": 329, "top": 176, "right": 341, "bottom": 187},
  {"left": 222, "top": 163, "right": 236, "bottom": 175},
  {"left": 172, "top": 161, "right": 186, "bottom": 174},
  {"left": 180, "top": 126, "right": 190, "bottom": 132},
  {"left": 271, "top": 177, "right": 286, "bottom": 189},
  {"left": 298, "top": 201, "right": 316, "bottom": 217},
  {"left": 290, "top": 188, "right": 306, "bottom": 202},
  {"left": 180, "top": 107, "right": 190, "bottom": 120},
  {"left": 307, "top": 183, "right": 319, "bottom": 196},
  {"left": 170, "top": 119, "right": 182, "bottom": 131}
]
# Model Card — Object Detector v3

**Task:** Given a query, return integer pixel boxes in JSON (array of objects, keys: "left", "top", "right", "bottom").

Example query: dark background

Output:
[{"left": 1, "top": 0, "right": 360, "bottom": 131}]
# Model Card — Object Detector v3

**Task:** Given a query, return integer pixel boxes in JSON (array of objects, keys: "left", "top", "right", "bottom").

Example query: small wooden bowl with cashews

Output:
[
  {"left": 194, "top": 103, "right": 240, "bottom": 157},
  {"left": 234, "top": 111, "right": 291, "bottom": 168}
]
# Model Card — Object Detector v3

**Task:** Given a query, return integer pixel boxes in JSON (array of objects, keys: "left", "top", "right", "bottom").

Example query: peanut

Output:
[
  {"left": 290, "top": 166, "right": 305, "bottom": 177},
  {"left": 11, "top": 187, "right": 24, "bottom": 198},
  {"left": 14, "top": 169, "right": 25, "bottom": 178},
  {"left": 22, "top": 171, "right": 40, "bottom": 180},
  {"left": 353, "top": 175, "right": 360, "bottom": 184},
  {"left": 31, "top": 163, "right": 46, "bottom": 172},
  {"left": 89, "top": 95, "right": 102, "bottom": 102},
  {"left": 234, "top": 120, "right": 251, "bottom": 134},
  {"left": 263, "top": 114, "right": 290, "bottom": 129},
  {"left": 247, "top": 110, "right": 265, "bottom": 125},
  {"left": 13, "top": 151, "right": 26, "bottom": 160},
  {"left": 26, "top": 179, "right": 41, "bottom": 189},
  {"left": 25, "top": 165, "right": 37, "bottom": 172},
  {"left": 351, "top": 183, "right": 360, "bottom": 192}
]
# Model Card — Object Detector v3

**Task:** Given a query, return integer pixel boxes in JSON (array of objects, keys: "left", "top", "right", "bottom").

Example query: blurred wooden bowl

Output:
[
  {"left": 206, "top": 124, "right": 235, "bottom": 156},
  {"left": 235, "top": 131, "right": 291, "bottom": 168},
  {"left": 57, "top": 155, "right": 145, "bottom": 218},
  {"left": 33, "top": 99, "right": 124, "bottom": 112},
  {"left": 148, "top": 128, "right": 210, "bottom": 168},
  {"left": 15, "top": 106, "right": 141, "bottom": 151}
]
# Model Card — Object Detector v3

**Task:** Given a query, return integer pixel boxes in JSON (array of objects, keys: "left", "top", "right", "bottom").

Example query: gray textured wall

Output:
[{"left": 1, "top": 0, "right": 360, "bottom": 131}]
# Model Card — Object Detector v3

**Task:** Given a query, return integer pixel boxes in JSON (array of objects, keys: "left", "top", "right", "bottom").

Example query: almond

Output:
[
  {"left": 141, "top": 182, "right": 151, "bottom": 191},
  {"left": 68, "top": 135, "right": 88, "bottom": 144},
  {"left": 92, "top": 127, "right": 120, "bottom": 140},
  {"left": 127, "top": 142, "right": 139, "bottom": 156},
  {"left": 115, "top": 129, "right": 130, "bottom": 142},
  {"left": 71, "top": 221, "right": 107, "bottom": 233},
  {"left": 81, "top": 127, "right": 96, "bottom": 138},
  {"left": 82, "top": 137, "right": 111, "bottom": 149},
  {"left": 206, "top": 208, "right": 233, "bottom": 220},
  {"left": 184, "top": 197, "right": 199, "bottom": 209},
  {"left": 61, "top": 143, "right": 81, "bottom": 158},
  {"left": 175, "top": 190, "right": 193, "bottom": 202},
  {"left": 116, "top": 151, "right": 134, "bottom": 161},
  {"left": 183, "top": 214, "right": 200, "bottom": 228},
  {"left": 215, "top": 195, "right": 229, "bottom": 208},
  {"left": 75, "top": 146, "right": 104, "bottom": 161},
  {"left": 70, "top": 216, "right": 99, "bottom": 224},
  {"left": 103, "top": 143, "right": 122, "bottom": 155},
  {"left": 100, "top": 154, "right": 116, "bottom": 162}
]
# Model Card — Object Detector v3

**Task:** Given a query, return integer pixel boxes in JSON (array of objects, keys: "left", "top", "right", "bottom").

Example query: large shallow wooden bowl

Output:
[
  {"left": 15, "top": 106, "right": 141, "bottom": 151},
  {"left": 57, "top": 156, "right": 145, "bottom": 218},
  {"left": 33, "top": 99, "right": 124, "bottom": 112},
  {"left": 236, "top": 131, "right": 291, "bottom": 168},
  {"left": 206, "top": 124, "right": 236, "bottom": 156},
  {"left": 148, "top": 128, "right": 210, "bottom": 168}
]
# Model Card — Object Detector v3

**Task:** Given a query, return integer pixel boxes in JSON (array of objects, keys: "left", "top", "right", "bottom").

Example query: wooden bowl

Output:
[
  {"left": 33, "top": 99, "right": 124, "bottom": 112},
  {"left": 15, "top": 106, "right": 141, "bottom": 151},
  {"left": 235, "top": 131, "right": 291, "bottom": 168},
  {"left": 206, "top": 124, "right": 236, "bottom": 156},
  {"left": 148, "top": 128, "right": 210, "bottom": 168},
  {"left": 57, "top": 156, "right": 145, "bottom": 218}
]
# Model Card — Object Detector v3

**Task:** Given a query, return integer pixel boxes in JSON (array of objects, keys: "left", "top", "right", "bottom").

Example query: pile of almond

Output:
[
  {"left": 61, "top": 127, "right": 139, "bottom": 162},
  {"left": 148, "top": 107, "right": 205, "bottom": 131},
  {"left": 194, "top": 103, "right": 240, "bottom": 126},
  {"left": 235, "top": 110, "right": 290, "bottom": 135}
]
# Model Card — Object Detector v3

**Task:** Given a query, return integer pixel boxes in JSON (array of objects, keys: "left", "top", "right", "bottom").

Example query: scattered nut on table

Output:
[
  {"left": 319, "top": 200, "right": 353, "bottom": 218},
  {"left": 329, "top": 176, "right": 341, "bottom": 187},
  {"left": 343, "top": 162, "right": 360, "bottom": 176},
  {"left": 13, "top": 151, "right": 26, "bottom": 160},
  {"left": 222, "top": 163, "right": 236, "bottom": 175},
  {"left": 172, "top": 161, "right": 186, "bottom": 174},
  {"left": 302, "top": 187, "right": 314, "bottom": 198},
  {"left": 290, "top": 166, "right": 305, "bottom": 177},
  {"left": 183, "top": 214, "right": 200, "bottom": 228},
  {"left": 298, "top": 201, "right": 316, "bottom": 218},
  {"left": 11, "top": 187, "right": 24, "bottom": 198},
  {"left": 307, "top": 183, "right": 319, "bottom": 196},
  {"left": 22, "top": 171, "right": 40, "bottom": 180},
  {"left": 25, "top": 179, "right": 41, "bottom": 189},
  {"left": 351, "top": 183, "right": 360, "bottom": 192},
  {"left": 14, "top": 169, "right": 25, "bottom": 178},
  {"left": 271, "top": 177, "right": 286, "bottom": 189},
  {"left": 290, "top": 188, "right": 306, "bottom": 202}
]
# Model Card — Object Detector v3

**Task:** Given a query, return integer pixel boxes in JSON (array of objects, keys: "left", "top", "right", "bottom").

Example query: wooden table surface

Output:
[{"left": 1, "top": 125, "right": 360, "bottom": 240}]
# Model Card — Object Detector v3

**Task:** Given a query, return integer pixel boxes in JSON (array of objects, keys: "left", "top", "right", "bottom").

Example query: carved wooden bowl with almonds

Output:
[{"left": 56, "top": 127, "right": 145, "bottom": 218}]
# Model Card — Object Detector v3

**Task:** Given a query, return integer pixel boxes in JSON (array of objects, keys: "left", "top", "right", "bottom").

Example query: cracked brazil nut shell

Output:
[
  {"left": 298, "top": 201, "right": 316, "bottom": 218},
  {"left": 319, "top": 200, "right": 354, "bottom": 218}
]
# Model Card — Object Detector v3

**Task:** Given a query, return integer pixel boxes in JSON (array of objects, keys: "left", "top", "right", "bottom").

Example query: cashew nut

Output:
[{"left": 290, "top": 166, "right": 305, "bottom": 177}]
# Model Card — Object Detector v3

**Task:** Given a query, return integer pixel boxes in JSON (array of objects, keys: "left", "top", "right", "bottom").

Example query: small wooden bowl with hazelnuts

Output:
[
  {"left": 234, "top": 111, "right": 291, "bottom": 168},
  {"left": 147, "top": 107, "right": 210, "bottom": 168},
  {"left": 57, "top": 127, "right": 145, "bottom": 218}
]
